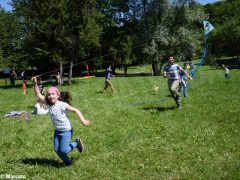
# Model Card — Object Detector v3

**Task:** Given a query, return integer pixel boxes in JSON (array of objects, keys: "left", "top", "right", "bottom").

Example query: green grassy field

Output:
[{"left": 0, "top": 64, "right": 240, "bottom": 179}]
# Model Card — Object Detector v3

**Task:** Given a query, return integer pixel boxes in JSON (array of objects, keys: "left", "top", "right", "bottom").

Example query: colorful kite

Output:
[{"left": 192, "top": 20, "right": 215, "bottom": 78}]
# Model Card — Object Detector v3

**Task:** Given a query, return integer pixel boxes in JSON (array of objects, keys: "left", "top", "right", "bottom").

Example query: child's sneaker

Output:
[
  {"left": 177, "top": 104, "right": 182, "bottom": 109},
  {"left": 64, "top": 161, "right": 72, "bottom": 166},
  {"left": 75, "top": 137, "right": 84, "bottom": 153}
]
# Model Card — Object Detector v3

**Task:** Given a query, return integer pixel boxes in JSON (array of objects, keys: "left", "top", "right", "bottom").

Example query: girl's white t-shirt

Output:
[{"left": 49, "top": 101, "right": 72, "bottom": 131}]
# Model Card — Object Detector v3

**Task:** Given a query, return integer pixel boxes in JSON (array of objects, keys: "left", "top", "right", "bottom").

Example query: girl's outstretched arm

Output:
[
  {"left": 66, "top": 106, "right": 91, "bottom": 127},
  {"left": 31, "top": 77, "right": 45, "bottom": 103}
]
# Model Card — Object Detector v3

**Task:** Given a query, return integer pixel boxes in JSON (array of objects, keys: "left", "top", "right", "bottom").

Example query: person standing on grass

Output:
[
  {"left": 189, "top": 61, "right": 194, "bottom": 77},
  {"left": 22, "top": 80, "right": 27, "bottom": 95},
  {"left": 31, "top": 77, "right": 91, "bottom": 166},
  {"left": 36, "top": 77, "right": 45, "bottom": 95},
  {"left": 179, "top": 63, "right": 189, "bottom": 97},
  {"left": 21, "top": 71, "right": 27, "bottom": 81},
  {"left": 56, "top": 72, "right": 62, "bottom": 86},
  {"left": 102, "top": 65, "right": 114, "bottom": 93},
  {"left": 10, "top": 70, "right": 17, "bottom": 86},
  {"left": 222, "top": 64, "right": 230, "bottom": 78},
  {"left": 163, "top": 56, "right": 192, "bottom": 108}
]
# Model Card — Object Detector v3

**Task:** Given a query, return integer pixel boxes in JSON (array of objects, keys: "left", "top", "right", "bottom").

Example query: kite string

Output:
[
  {"left": 36, "top": 43, "right": 147, "bottom": 78},
  {"left": 192, "top": 37, "right": 207, "bottom": 79}
]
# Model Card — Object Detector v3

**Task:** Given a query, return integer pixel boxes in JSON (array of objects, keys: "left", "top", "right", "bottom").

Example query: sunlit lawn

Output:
[{"left": 0, "top": 63, "right": 240, "bottom": 179}]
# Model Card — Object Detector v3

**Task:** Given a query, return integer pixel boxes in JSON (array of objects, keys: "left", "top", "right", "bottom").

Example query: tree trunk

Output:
[
  {"left": 124, "top": 65, "right": 128, "bottom": 75},
  {"left": 59, "top": 62, "right": 63, "bottom": 85},
  {"left": 68, "top": 61, "right": 73, "bottom": 85},
  {"left": 152, "top": 60, "right": 159, "bottom": 76},
  {"left": 159, "top": 62, "right": 164, "bottom": 76}
]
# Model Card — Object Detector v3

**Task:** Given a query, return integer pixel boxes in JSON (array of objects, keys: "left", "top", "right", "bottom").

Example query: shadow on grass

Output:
[
  {"left": 115, "top": 72, "right": 152, "bottom": 77},
  {"left": 129, "top": 96, "right": 172, "bottom": 107},
  {"left": 224, "top": 81, "right": 231, "bottom": 84},
  {"left": 0, "top": 84, "right": 23, "bottom": 89},
  {"left": 96, "top": 90, "right": 104, "bottom": 94},
  {"left": 143, "top": 106, "right": 176, "bottom": 112},
  {"left": 21, "top": 158, "right": 62, "bottom": 168}
]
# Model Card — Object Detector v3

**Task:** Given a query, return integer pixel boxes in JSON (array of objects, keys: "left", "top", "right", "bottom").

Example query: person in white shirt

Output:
[
  {"left": 222, "top": 64, "right": 230, "bottom": 78},
  {"left": 32, "top": 100, "right": 49, "bottom": 115},
  {"left": 31, "top": 77, "right": 90, "bottom": 166}
]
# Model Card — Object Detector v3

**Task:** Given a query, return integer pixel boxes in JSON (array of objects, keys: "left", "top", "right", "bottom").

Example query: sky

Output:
[
  {"left": 0, "top": 0, "right": 221, "bottom": 12},
  {"left": 197, "top": 0, "right": 222, "bottom": 4},
  {"left": 0, "top": 0, "right": 12, "bottom": 11}
]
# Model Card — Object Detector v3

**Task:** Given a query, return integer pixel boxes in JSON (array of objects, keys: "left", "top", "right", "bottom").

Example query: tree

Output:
[
  {"left": 97, "top": 0, "right": 147, "bottom": 73},
  {"left": 12, "top": 0, "right": 69, "bottom": 77},
  {"left": 12, "top": 0, "right": 103, "bottom": 84},
  {"left": 143, "top": 0, "right": 205, "bottom": 75},
  {"left": 0, "top": 48, "right": 4, "bottom": 69},
  {"left": 66, "top": 0, "right": 103, "bottom": 84},
  {"left": 205, "top": 0, "right": 240, "bottom": 58},
  {"left": 0, "top": 7, "right": 25, "bottom": 69},
  {"left": 121, "top": 36, "right": 136, "bottom": 75}
]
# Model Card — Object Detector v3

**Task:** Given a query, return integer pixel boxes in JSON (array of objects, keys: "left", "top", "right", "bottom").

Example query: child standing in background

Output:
[
  {"left": 102, "top": 65, "right": 114, "bottom": 93},
  {"left": 222, "top": 64, "right": 230, "bottom": 78},
  {"left": 179, "top": 63, "right": 189, "bottom": 97},
  {"left": 32, "top": 99, "right": 49, "bottom": 115},
  {"left": 36, "top": 77, "right": 45, "bottom": 95},
  {"left": 189, "top": 61, "right": 194, "bottom": 77},
  {"left": 56, "top": 72, "right": 62, "bottom": 86},
  {"left": 22, "top": 80, "right": 27, "bottom": 95}
]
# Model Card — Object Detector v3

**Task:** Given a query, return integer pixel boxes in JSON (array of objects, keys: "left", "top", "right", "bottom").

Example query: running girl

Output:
[{"left": 31, "top": 77, "right": 90, "bottom": 166}]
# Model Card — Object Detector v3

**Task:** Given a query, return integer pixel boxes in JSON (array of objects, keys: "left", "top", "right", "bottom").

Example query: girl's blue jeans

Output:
[{"left": 53, "top": 129, "right": 77, "bottom": 165}]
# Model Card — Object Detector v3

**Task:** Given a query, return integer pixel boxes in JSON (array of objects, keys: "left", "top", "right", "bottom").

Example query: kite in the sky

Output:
[{"left": 191, "top": 20, "right": 215, "bottom": 78}]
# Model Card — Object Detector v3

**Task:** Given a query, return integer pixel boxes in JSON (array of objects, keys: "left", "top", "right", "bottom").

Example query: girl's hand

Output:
[
  {"left": 82, "top": 119, "right": 91, "bottom": 127},
  {"left": 31, "top": 76, "right": 37, "bottom": 84}
]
